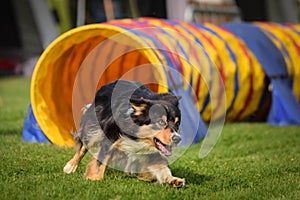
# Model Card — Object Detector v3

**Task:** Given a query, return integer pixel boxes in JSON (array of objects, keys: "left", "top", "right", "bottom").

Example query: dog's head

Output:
[{"left": 128, "top": 94, "right": 181, "bottom": 157}]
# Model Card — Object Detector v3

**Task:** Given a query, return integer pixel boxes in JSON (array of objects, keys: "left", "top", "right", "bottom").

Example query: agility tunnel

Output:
[{"left": 23, "top": 18, "right": 300, "bottom": 147}]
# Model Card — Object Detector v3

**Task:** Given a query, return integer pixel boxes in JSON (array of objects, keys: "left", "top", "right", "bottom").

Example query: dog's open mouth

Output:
[{"left": 154, "top": 138, "right": 172, "bottom": 156}]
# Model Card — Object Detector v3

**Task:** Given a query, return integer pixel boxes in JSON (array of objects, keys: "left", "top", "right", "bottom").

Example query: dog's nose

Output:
[{"left": 172, "top": 134, "right": 181, "bottom": 144}]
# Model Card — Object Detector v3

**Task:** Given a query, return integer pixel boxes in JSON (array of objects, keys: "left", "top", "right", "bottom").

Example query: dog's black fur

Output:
[{"left": 63, "top": 80, "right": 185, "bottom": 187}]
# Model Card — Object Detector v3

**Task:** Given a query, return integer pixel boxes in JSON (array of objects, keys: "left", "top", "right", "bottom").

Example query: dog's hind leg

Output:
[
  {"left": 63, "top": 140, "right": 88, "bottom": 174},
  {"left": 84, "top": 155, "right": 110, "bottom": 180},
  {"left": 84, "top": 139, "right": 114, "bottom": 180}
]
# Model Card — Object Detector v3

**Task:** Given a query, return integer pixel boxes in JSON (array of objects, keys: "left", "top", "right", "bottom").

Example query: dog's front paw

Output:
[
  {"left": 63, "top": 162, "right": 78, "bottom": 174},
  {"left": 168, "top": 177, "right": 185, "bottom": 188}
]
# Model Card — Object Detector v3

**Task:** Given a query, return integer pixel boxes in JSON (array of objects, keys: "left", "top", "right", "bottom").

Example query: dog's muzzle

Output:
[{"left": 172, "top": 131, "right": 181, "bottom": 145}]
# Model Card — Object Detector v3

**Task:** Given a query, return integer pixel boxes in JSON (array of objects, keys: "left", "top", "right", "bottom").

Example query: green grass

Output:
[{"left": 1, "top": 77, "right": 300, "bottom": 200}]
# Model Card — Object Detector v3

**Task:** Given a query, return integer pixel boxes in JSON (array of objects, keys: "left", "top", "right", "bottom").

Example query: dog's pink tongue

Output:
[{"left": 157, "top": 142, "right": 172, "bottom": 156}]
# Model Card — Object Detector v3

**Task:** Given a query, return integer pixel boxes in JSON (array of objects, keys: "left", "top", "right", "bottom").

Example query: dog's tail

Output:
[
  {"left": 70, "top": 104, "right": 92, "bottom": 139},
  {"left": 82, "top": 104, "right": 92, "bottom": 114}
]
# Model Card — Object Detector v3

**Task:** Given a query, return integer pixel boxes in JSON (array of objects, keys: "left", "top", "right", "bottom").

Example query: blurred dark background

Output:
[{"left": 0, "top": 0, "right": 299, "bottom": 76}]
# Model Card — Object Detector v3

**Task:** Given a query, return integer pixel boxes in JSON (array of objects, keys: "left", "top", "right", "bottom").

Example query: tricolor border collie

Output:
[{"left": 63, "top": 80, "right": 184, "bottom": 187}]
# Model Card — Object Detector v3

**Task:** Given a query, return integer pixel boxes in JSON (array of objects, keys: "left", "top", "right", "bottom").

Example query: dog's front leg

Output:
[{"left": 140, "top": 164, "right": 185, "bottom": 188}]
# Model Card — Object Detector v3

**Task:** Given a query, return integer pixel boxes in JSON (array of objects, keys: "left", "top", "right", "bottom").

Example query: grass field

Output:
[{"left": 0, "top": 77, "right": 300, "bottom": 200}]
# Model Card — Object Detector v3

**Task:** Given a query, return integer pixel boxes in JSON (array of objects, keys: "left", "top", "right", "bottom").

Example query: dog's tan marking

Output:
[
  {"left": 174, "top": 117, "right": 179, "bottom": 124},
  {"left": 155, "top": 128, "right": 172, "bottom": 146},
  {"left": 131, "top": 103, "right": 147, "bottom": 116},
  {"left": 84, "top": 157, "right": 100, "bottom": 180},
  {"left": 85, "top": 155, "right": 110, "bottom": 180},
  {"left": 112, "top": 138, "right": 122, "bottom": 149},
  {"left": 63, "top": 144, "right": 87, "bottom": 174}
]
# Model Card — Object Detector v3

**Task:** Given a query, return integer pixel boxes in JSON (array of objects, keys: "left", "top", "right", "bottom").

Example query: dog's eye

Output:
[{"left": 158, "top": 119, "right": 166, "bottom": 126}]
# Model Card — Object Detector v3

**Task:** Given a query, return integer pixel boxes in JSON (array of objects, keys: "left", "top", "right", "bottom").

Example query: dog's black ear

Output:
[
  {"left": 161, "top": 94, "right": 181, "bottom": 106},
  {"left": 176, "top": 96, "right": 182, "bottom": 101},
  {"left": 129, "top": 97, "right": 149, "bottom": 115}
]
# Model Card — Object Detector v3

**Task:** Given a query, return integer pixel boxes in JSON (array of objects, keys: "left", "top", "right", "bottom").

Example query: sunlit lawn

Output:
[{"left": 1, "top": 77, "right": 299, "bottom": 199}]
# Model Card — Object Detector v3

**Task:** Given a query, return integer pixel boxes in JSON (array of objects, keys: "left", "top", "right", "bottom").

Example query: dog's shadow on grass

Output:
[{"left": 171, "top": 167, "right": 214, "bottom": 185}]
